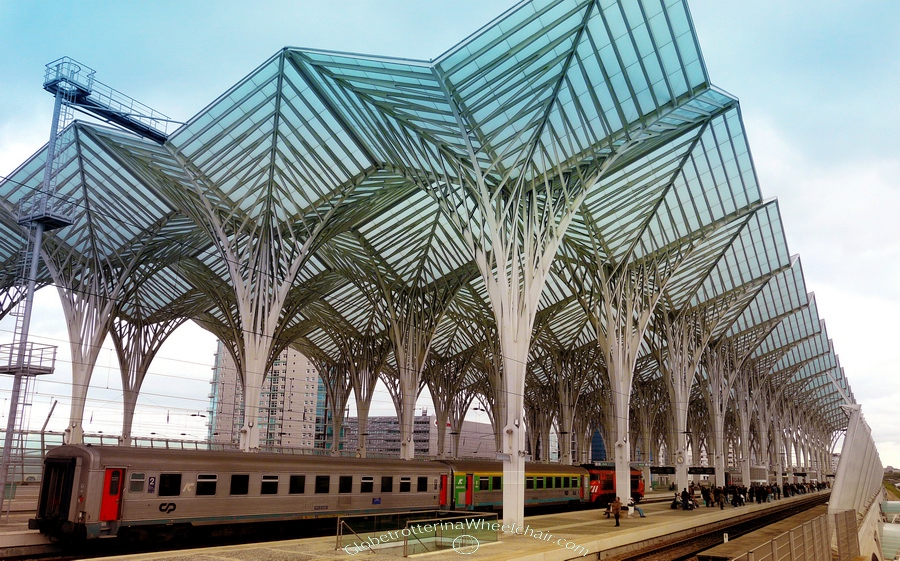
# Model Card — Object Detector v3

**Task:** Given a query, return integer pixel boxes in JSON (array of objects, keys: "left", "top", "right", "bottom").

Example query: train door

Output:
[
  {"left": 588, "top": 470, "right": 600, "bottom": 503},
  {"left": 453, "top": 473, "right": 474, "bottom": 509},
  {"left": 453, "top": 474, "right": 467, "bottom": 509},
  {"left": 36, "top": 457, "right": 76, "bottom": 522},
  {"left": 439, "top": 474, "right": 448, "bottom": 508},
  {"left": 99, "top": 468, "right": 124, "bottom": 522},
  {"left": 465, "top": 474, "right": 474, "bottom": 509}
]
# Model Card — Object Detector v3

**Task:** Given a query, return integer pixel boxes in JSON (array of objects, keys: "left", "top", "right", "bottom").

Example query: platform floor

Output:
[{"left": 35, "top": 491, "right": 823, "bottom": 561}]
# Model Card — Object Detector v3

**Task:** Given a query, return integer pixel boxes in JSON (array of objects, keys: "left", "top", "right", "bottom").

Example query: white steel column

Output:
[
  {"left": 734, "top": 378, "right": 752, "bottom": 487},
  {"left": 593, "top": 264, "right": 667, "bottom": 504},
  {"left": 654, "top": 309, "right": 709, "bottom": 492}
]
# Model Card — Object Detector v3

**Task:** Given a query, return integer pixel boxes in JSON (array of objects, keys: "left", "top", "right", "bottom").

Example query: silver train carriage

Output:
[{"left": 29, "top": 445, "right": 590, "bottom": 540}]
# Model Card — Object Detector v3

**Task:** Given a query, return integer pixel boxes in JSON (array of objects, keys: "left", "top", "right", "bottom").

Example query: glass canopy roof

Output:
[{"left": 0, "top": 0, "right": 854, "bottom": 440}]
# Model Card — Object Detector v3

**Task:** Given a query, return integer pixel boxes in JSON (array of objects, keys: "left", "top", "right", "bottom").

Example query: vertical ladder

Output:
[
  {"left": 40, "top": 85, "right": 76, "bottom": 199},
  {"left": 0, "top": 243, "right": 38, "bottom": 520}
]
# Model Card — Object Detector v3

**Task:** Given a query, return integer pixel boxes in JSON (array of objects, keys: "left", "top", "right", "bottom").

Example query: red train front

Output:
[{"left": 583, "top": 465, "right": 644, "bottom": 506}]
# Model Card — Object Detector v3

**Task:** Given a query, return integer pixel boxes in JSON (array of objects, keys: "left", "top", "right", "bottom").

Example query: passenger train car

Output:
[
  {"left": 29, "top": 445, "right": 642, "bottom": 541},
  {"left": 584, "top": 464, "right": 645, "bottom": 506}
]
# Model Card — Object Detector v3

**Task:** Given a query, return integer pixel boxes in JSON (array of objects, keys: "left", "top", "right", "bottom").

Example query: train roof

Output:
[
  {"left": 46, "top": 445, "right": 590, "bottom": 475},
  {"left": 440, "top": 459, "right": 586, "bottom": 475},
  {"left": 46, "top": 444, "right": 445, "bottom": 472}
]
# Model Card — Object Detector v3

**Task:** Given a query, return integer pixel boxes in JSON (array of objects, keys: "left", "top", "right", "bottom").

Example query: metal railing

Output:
[
  {"left": 0, "top": 431, "right": 226, "bottom": 486},
  {"left": 730, "top": 513, "right": 830, "bottom": 561},
  {"left": 336, "top": 510, "right": 498, "bottom": 557},
  {"left": 0, "top": 342, "right": 57, "bottom": 375}
]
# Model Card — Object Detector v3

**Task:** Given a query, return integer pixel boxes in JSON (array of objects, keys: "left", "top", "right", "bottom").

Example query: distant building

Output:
[
  {"left": 208, "top": 344, "right": 496, "bottom": 458},
  {"left": 341, "top": 412, "right": 497, "bottom": 459},
  {"left": 208, "top": 341, "right": 324, "bottom": 449}
]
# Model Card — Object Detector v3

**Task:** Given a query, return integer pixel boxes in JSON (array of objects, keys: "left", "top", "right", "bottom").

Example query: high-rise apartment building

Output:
[
  {"left": 208, "top": 342, "right": 494, "bottom": 458},
  {"left": 208, "top": 341, "right": 323, "bottom": 449}
]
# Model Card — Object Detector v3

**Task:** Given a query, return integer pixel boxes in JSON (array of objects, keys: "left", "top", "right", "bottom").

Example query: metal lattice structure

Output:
[{"left": 0, "top": 0, "right": 859, "bottom": 526}]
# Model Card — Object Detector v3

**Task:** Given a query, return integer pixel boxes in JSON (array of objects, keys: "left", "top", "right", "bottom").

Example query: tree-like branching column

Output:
[
  {"left": 630, "top": 376, "right": 665, "bottom": 484},
  {"left": 565, "top": 251, "right": 674, "bottom": 504},
  {"left": 307, "top": 352, "right": 352, "bottom": 455},
  {"left": 340, "top": 330, "right": 391, "bottom": 459},
  {"left": 699, "top": 340, "right": 743, "bottom": 486},
  {"left": 651, "top": 307, "right": 711, "bottom": 490},
  {"left": 424, "top": 348, "right": 475, "bottom": 459},
  {"left": 523, "top": 373, "right": 556, "bottom": 463},
  {"left": 539, "top": 345, "right": 597, "bottom": 465},
  {"left": 110, "top": 308, "right": 186, "bottom": 445},
  {"left": 161, "top": 50, "right": 375, "bottom": 450}
]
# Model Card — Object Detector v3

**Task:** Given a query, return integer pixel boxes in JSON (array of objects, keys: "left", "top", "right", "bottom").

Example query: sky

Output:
[{"left": 0, "top": 0, "right": 898, "bottom": 466}]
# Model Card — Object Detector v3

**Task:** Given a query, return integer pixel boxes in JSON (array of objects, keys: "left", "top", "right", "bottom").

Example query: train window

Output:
[
  {"left": 417, "top": 477, "right": 428, "bottom": 492},
  {"left": 571, "top": 477, "right": 579, "bottom": 487},
  {"left": 381, "top": 476, "right": 393, "bottom": 493},
  {"left": 261, "top": 475, "right": 278, "bottom": 495},
  {"left": 361, "top": 476, "right": 374, "bottom": 493},
  {"left": 339, "top": 476, "right": 352, "bottom": 493},
  {"left": 535, "top": 477, "right": 544, "bottom": 489},
  {"left": 315, "top": 475, "right": 330, "bottom": 493},
  {"left": 562, "top": 477, "right": 569, "bottom": 488},
  {"left": 555, "top": 477, "right": 562, "bottom": 488},
  {"left": 478, "top": 476, "right": 489, "bottom": 491},
  {"left": 492, "top": 476, "right": 501, "bottom": 490},
  {"left": 197, "top": 474, "right": 217, "bottom": 496},
  {"left": 289, "top": 475, "right": 305, "bottom": 494},
  {"left": 399, "top": 477, "right": 411, "bottom": 492},
  {"left": 230, "top": 474, "right": 250, "bottom": 495},
  {"left": 108, "top": 471, "right": 121, "bottom": 495},
  {"left": 158, "top": 473, "right": 182, "bottom": 497},
  {"left": 526, "top": 477, "right": 534, "bottom": 490},
  {"left": 129, "top": 472, "right": 145, "bottom": 493}
]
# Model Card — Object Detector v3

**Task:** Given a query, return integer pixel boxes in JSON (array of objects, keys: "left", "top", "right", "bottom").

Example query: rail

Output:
[{"left": 0, "top": 342, "right": 57, "bottom": 375}]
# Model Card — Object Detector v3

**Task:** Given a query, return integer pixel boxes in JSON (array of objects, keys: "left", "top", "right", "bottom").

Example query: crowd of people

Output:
[
  {"left": 608, "top": 479, "right": 830, "bottom": 526},
  {"left": 670, "top": 480, "right": 829, "bottom": 511}
]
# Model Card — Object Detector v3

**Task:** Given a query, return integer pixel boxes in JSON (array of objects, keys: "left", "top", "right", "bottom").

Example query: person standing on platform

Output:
[{"left": 611, "top": 496, "right": 623, "bottom": 526}]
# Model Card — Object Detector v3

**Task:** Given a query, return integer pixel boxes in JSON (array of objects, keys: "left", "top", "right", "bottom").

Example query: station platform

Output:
[{"left": 4, "top": 490, "right": 822, "bottom": 561}]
